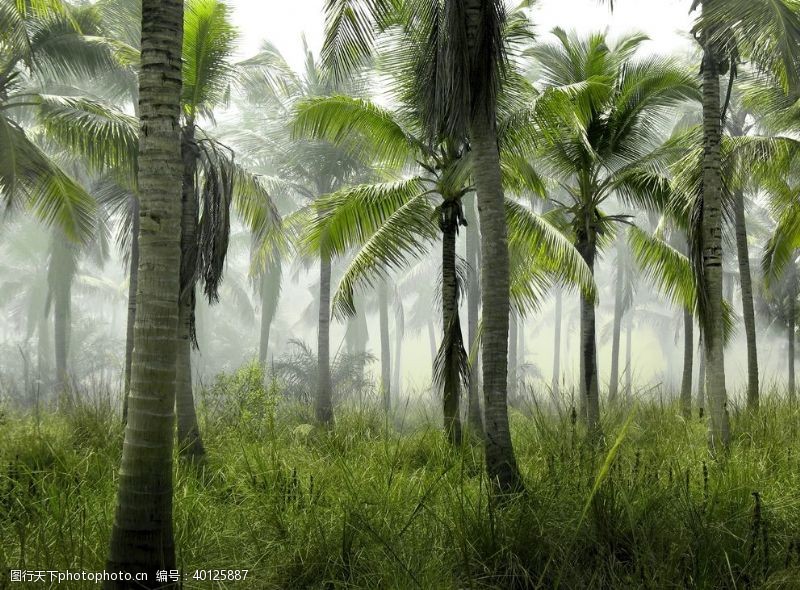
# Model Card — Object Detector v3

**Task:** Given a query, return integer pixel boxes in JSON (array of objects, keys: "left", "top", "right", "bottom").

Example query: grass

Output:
[{"left": 1, "top": 369, "right": 800, "bottom": 589}]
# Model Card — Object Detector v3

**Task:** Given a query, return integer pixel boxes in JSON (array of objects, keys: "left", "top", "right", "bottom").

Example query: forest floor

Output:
[{"left": 2, "top": 367, "right": 800, "bottom": 589}]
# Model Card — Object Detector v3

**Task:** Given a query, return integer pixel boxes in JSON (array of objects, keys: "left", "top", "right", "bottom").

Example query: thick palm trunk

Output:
[
  {"left": 470, "top": 110, "right": 522, "bottom": 492},
  {"left": 122, "top": 195, "right": 139, "bottom": 422},
  {"left": 577, "top": 232, "right": 601, "bottom": 434},
  {"left": 378, "top": 281, "right": 391, "bottom": 413},
  {"left": 441, "top": 214, "right": 463, "bottom": 445},
  {"left": 316, "top": 254, "right": 333, "bottom": 424},
  {"left": 466, "top": 197, "right": 484, "bottom": 435},
  {"left": 680, "top": 309, "right": 694, "bottom": 418},
  {"left": 551, "top": 287, "right": 562, "bottom": 403},
  {"left": 732, "top": 190, "right": 759, "bottom": 410},
  {"left": 176, "top": 123, "right": 204, "bottom": 460},
  {"left": 106, "top": 0, "right": 183, "bottom": 582},
  {"left": 608, "top": 241, "right": 625, "bottom": 402},
  {"left": 699, "top": 27, "right": 731, "bottom": 449}
]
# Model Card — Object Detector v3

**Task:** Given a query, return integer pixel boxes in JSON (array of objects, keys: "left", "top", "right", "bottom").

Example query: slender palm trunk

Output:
[
  {"left": 258, "top": 273, "right": 273, "bottom": 367},
  {"left": 466, "top": 197, "right": 484, "bottom": 435},
  {"left": 316, "top": 253, "right": 333, "bottom": 424},
  {"left": 392, "top": 303, "right": 403, "bottom": 396},
  {"left": 106, "top": 0, "right": 183, "bottom": 582},
  {"left": 122, "top": 195, "right": 139, "bottom": 422},
  {"left": 577, "top": 230, "right": 601, "bottom": 434},
  {"left": 731, "top": 189, "right": 759, "bottom": 410},
  {"left": 427, "top": 320, "right": 437, "bottom": 365},
  {"left": 470, "top": 110, "right": 522, "bottom": 492},
  {"left": 378, "top": 280, "right": 391, "bottom": 413},
  {"left": 52, "top": 262, "right": 73, "bottom": 403},
  {"left": 508, "top": 312, "right": 518, "bottom": 400},
  {"left": 625, "top": 312, "right": 632, "bottom": 400},
  {"left": 788, "top": 265, "right": 797, "bottom": 402},
  {"left": 551, "top": 287, "right": 562, "bottom": 403},
  {"left": 680, "top": 309, "right": 694, "bottom": 418},
  {"left": 609, "top": 240, "right": 625, "bottom": 402},
  {"left": 697, "top": 342, "right": 706, "bottom": 416},
  {"left": 518, "top": 318, "right": 525, "bottom": 388},
  {"left": 176, "top": 123, "right": 204, "bottom": 460},
  {"left": 699, "top": 24, "right": 730, "bottom": 449},
  {"left": 441, "top": 212, "right": 463, "bottom": 445}
]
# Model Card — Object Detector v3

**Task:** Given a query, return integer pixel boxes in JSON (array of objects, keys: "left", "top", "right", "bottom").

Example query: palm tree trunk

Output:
[
  {"left": 577, "top": 230, "right": 601, "bottom": 434},
  {"left": 316, "top": 253, "right": 334, "bottom": 424},
  {"left": 106, "top": 0, "right": 183, "bottom": 581},
  {"left": 122, "top": 195, "right": 139, "bottom": 423},
  {"left": 427, "top": 320, "right": 437, "bottom": 365},
  {"left": 680, "top": 309, "right": 693, "bottom": 418},
  {"left": 442, "top": 211, "right": 463, "bottom": 445},
  {"left": 788, "top": 265, "right": 797, "bottom": 402},
  {"left": 551, "top": 287, "right": 562, "bottom": 403},
  {"left": 176, "top": 123, "right": 204, "bottom": 460},
  {"left": 378, "top": 280, "right": 391, "bottom": 413},
  {"left": 609, "top": 240, "right": 625, "bottom": 402},
  {"left": 697, "top": 342, "right": 706, "bottom": 416},
  {"left": 508, "top": 312, "right": 518, "bottom": 400},
  {"left": 53, "top": 266, "right": 72, "bottom": 404},
  {"left": 470, "top": 109, "right": 522, "bottom": 492},
  {"left": 518, "top": 317, "right": 525, "bottom": 388},
  {"left": 699, "top": 25, "right": 731, "bottom": 449},
  {"left": 625, "top": 312, "right": 632, "bottom": 400},
  {"left": 732, "top": 189, "right": 759, "bottom": 410},
  {"left": 466, "top": 197, "right": 484, "bottom": 435},
  {"left": 258, "top": 260, "right": 281, "bottom": 368},
  {"left": 392, "top": 302, "right": 403, "bottom": 396}
]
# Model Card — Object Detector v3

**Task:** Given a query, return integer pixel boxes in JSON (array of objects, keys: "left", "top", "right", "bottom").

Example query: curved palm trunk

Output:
[
  {"left": 316, "top": 253, "right": 334, "bottom": 424},
  {"left": 441, "top": 212, "right": 463, "bottom": 445},
  {"left": 122, "top": 195, "right": 139, "bottom": 423},
  {"left": 466, "top": 198, "right": 484, "bottom": 434},
  {"left": 699, "top": 29, "right": 731, "bottom": 450},
  {"left": 551, "top": 287, "right": 562, "bottom": 403},
  {"left": 680, "top": 309, "right": 694, "bottom": 418},
  {"left": 470, "top": 110, "right": 522, "bottom": 492},
  {"left": 106, "top": 0, "right": 183, "bottom": 582},
  {"left": 378, "top": 281, "right": 391, "bottom": 413},
  {"left": 176, "top": 123, "right": 204, "bottom": 460},
  {"left": 732, "top": 189, "right": 759, "bottom": 410},
  {"left": 577, "top": 231, "right": 601, "bottom": 434},
  {"left": 608, "top": 241, "right": 625, "bottom": 402}
]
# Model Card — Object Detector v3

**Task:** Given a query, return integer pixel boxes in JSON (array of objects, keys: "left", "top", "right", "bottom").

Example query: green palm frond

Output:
[{"left": 628, "top": 225, "right": 695, "bottom": 312}]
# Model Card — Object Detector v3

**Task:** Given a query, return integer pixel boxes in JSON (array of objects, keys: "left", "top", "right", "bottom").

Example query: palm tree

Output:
[
  {"left": 530, "top": 29, "right": 698, "bottom": 434},
  {"left": 105, "top": 0, "right": 184, "bottom": 581}
]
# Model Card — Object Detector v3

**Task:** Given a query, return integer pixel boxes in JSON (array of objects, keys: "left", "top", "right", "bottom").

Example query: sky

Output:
[{"left": 229, "top": 0, "right": 697, "bottom": 71}]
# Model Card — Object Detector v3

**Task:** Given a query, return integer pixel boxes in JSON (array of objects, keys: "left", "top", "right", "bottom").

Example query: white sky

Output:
[{"left": 229, "top": 0, "right": 696, "bottom": 71}]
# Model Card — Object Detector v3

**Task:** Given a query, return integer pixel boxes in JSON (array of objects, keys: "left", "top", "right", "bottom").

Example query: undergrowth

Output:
[{"left": 1, "top": 368, "right": 799, "bottom": 589}]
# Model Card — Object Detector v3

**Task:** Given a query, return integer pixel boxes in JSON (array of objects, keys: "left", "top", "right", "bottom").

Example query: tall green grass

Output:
[{"left": 1, "top": 370, "right": 799, "bottom": 588}]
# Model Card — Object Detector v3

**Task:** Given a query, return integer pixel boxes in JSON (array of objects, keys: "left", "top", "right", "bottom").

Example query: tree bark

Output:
[
  {"left": 378, "top": 280, "right": 391, "bottom": 413},
  {"left": 175, "top": 123, "right": 204, "bottom": 460},
  {"left": 106, "top": 0, "right": 183, "bottom": 583},
  {"left": 470, "top": 110, "right": 522, "bottom": 492},
  {"left": 316, "top": 253, "right": 334, "bottom": 424},
  {"left": 577, "top": 230, "right": 601, "bottom": 434},
  {"left": 697, "top": 342, "right": 706, "bottom": 415},
  {"left": 680, "top": 309, "right": 693, "bottom": 418},
  {"left": 732, "top": 189, "right": 759, "bottom": 410},
  {"left": 122, "top": 195, "right": 139, "bottom": 423},
  {"left": 608, "top": 239, "right": 625, "bottom": 402},
  {"left": 466, "top": 195, "right": 484, "bottom": 435},
  {"left": 441, "top": 210, "right": 463, "bottom": 445},
  {"left": 551, "top": 287, "right": 562, "bottom": 403},
  {"left": 699, "top": 20, "right": 731, "bottom": 449}
]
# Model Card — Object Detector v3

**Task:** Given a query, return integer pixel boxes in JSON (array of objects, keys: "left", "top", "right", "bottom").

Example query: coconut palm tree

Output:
[
  {"left": 530, "top": 29, "right": 698, "bottom": 434},
  {"left": 105, "top": 0, "right": 184, "bottom": 581}
]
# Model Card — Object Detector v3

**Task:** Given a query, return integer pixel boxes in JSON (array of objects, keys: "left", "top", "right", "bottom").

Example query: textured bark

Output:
[
  {"left": 680, "top": 309, "right": 694, "bottom": 418},
  {"left": 378, "top": 280, "right": 391, "bottom": 413},
  {"left": 466, "top": 196, "right": 484, "bottom": 435},
  {"left": 577, "top": 231, "right": 601, "bottom": 434},
  {"left": 732, "top": 189, "right": 759, "bottom": 410},
  {"left": 441, "top": 214, "right": 463, "bottom": 445},
  {"left": 122, "top": 195, "right": 139, "bottom": 423},
  {"left": 471, "top": 110, "right": 522, "bottom": 492},
  {"left": 176, "top": 123, "right": 204, "bottom": 460},
  {"left": 316, "top": 254, "right": 334, "bottom": 424},
  {"left": 608, "top": 240, "right": 625, "bottom": 402},
  {"left": 106, "top": 0, "right": 183, "bottom": 583},
  {"left": 551, "top": 287, "right": 562, "bottom": 402},
  {"left": 699, "top": 23, "right": 731, "bottom": 449}
]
